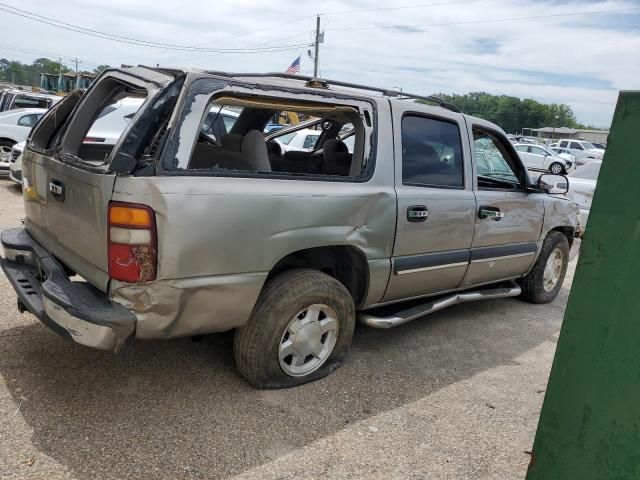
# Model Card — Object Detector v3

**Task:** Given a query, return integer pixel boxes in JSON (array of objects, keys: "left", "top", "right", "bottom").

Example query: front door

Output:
[
  {"left": 463, "top": 122, "right": 544, "bottom": 287},
  {"left": 383, "top": 105, "right": 475, "bottom": 302}
]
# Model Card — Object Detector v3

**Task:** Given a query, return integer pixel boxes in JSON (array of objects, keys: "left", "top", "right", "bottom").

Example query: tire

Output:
[
  {"left": 234, "top": 269, "right": 355, "bottom": 389},
  {"left": 520, "top": 231, "right": 570, "bottom": 303},
  {"left": 0, "top": 140, "right": 15, "bottom": 164},
  {"left": 549, "top": 162, "right": 564, "bottom": 174}
]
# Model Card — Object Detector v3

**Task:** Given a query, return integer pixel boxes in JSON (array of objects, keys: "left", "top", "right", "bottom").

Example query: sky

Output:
[{"left": 1, "top": 0, "right": 639, "bottom": 127}]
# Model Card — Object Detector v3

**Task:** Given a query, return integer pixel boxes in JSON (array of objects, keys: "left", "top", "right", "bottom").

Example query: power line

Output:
[
  {"left": 0, "top": 3, "right": 310, "bottom": 53},
  {"left": 325, "top": 7, "right": 640, "bottom": 31}
]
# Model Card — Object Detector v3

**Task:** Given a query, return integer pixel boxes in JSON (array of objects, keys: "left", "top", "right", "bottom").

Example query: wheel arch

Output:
[
  {"left": 267, "top": 245, "right": 370, "bottom": 308},
  {"left": 0, "top": 137, "right": 18, "bottom": 146},
  {"left": 549, "top": 226, "right": 575, "bottom": 248}
]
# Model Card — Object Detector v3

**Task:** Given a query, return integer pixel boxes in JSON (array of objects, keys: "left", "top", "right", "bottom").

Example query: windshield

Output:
[
  {"left": 582, "top": 141, "right": 597, "bottom": 150},
  {"left": 569, "top": 162, "right": 601, "bottom": 181}
]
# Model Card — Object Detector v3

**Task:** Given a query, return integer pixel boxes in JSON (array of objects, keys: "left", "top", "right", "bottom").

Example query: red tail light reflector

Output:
[{"left": 107, "top": 202, "right": 157, "bottom": 283}]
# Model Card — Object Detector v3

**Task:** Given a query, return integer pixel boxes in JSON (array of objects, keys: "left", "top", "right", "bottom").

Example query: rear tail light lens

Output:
[{"left": 108, "top": 202, "right": 157, "bottom": 283}]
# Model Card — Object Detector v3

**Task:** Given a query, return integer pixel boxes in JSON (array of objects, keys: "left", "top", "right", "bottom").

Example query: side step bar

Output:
[{"left": 359, "top": 283, "right": 522, "bottom": 329}]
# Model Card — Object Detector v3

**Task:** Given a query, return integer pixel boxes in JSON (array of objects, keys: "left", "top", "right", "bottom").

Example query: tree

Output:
[
  {"left": 423, "top": 92, "right": 584, "bottom": 133},
  {"left": 92, "top": 64, "right": 111, "bottom": 75}
]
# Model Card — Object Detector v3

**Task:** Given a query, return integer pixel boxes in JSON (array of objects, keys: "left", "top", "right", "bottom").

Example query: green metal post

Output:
[{"left": 527, "top": 91, "right": 640, "bottom": 479}]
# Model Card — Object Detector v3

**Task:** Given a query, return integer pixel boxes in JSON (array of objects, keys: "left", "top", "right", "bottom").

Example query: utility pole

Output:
[
  {"left": 313, "top": 14, "right": 321, "bottom": 77},
  {"left": 58, "top": 57, "right": 63, "bottom": 93},
  {"left": 75, "top": 58, "right": 80, "bottom": 90}
]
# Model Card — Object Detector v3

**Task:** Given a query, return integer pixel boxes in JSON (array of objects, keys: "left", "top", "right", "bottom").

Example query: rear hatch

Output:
[{"left": 21, "top": 67, "right": 180, "bottom": 291}]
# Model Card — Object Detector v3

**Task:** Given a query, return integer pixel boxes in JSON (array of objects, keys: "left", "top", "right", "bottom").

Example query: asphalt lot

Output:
[{"left": 0, "top": 177, "right": 578, "bottom": 480}]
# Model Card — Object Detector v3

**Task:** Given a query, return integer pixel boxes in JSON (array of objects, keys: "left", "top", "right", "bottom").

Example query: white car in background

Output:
[
  {"left": 514, "top": 143, "right": 574, "bottom": 174},
  {"left": 275, "top": 128, "right": 321, "bottom": 153},
  {"left": 567, "top": 160, "right": 602, "bottom": 228},
  {"left": 0, "top": 108, "right": 46, "bottom": 174},
  {"left": 549, "top": 146, "right": 577, "bottom": 164},
  {"left": 550, "top": 139, "right": 603, "bottom": 165},
  {"left": 8, "top": 140, "right": 24, "bottom": 183}
]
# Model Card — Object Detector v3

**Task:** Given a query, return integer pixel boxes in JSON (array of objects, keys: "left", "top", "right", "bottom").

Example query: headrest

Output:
[
  {"left": 266, "top": 140, "right": 282, "bottom": 156},
  {"left": 221, "top": 134, "right": 243, "bottom": 152}
]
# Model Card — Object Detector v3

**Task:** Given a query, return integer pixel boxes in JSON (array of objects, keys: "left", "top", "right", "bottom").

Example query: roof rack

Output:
[{"left": 202, "top": 70, "right": 462, "bottom": 113}]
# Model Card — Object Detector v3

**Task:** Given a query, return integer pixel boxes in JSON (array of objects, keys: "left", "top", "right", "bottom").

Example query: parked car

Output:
[
  {"left": 514, "top": 144, "right": 574, "bottom": 174},
  {"left": 567, "top": 160, "right": 602, "bottom": 228},
  {"left": 549, "top": 146, "right": 577, "bottom": 164},
  {"left": 0, "top": 90, "right": 59, "bottom": 112},
  {"left": 0, "top": 67, "right": 578, "bottom": 388},
  {"left": 8, "top": 140, "right": 24, "bottom": 183},
  {"left": 0, "top": 108, "right": 46, "bottom": 170},
  {"left": 550, "top": 139, "right": 603, "bottom": 165},
  {"left": 275, "top": 127, "right": 321, "bottom": 152}
]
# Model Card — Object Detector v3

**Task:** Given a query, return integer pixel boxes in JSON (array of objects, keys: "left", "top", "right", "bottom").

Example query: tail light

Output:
[{"left": 108, "top": 202, "right": 157, "bottom": 283}]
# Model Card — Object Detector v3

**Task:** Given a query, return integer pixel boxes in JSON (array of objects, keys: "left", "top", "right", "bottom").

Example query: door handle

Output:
[
  {"left": 478, "top": 206, "right": 504, "bottom": 221},
  {"left": 407, "top": 205, "right": 428, "bottom": 222}
]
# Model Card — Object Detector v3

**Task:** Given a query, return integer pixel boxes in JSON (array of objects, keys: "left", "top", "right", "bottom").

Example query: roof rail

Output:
[{"left": 201, "top": 70, "right": 462, "bottom": 113}]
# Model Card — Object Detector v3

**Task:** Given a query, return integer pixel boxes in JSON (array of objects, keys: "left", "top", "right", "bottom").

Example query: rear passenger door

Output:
[
  {"left": 383, "top": 104, "right": 475, "bottom": 302},
  {"left": 463, "top": 122, "right": 544, "bottom": 287}
]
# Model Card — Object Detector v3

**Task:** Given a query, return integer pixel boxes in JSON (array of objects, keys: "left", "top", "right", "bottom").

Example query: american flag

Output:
[{"left": 285, "top": 56, "right": 301, "bottom": 75}]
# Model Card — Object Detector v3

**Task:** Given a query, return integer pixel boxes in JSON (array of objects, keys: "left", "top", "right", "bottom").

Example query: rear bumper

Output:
[{"left": 1, "top": 228, "right": 136, "bottom": 351}]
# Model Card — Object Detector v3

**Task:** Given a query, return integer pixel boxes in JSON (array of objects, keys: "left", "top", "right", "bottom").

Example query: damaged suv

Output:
[{"left": 1, "top": 67, "right": 578, "bottom": 388}]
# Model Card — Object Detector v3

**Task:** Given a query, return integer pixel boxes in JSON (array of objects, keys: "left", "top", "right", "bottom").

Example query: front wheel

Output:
[
  {"left": 549, "top": 162, "right": 565, "bottom": 174},
  {"left": 234, "top": 269, "right": 355, "bottom": 389},
  {"left": 0, "top": 140, "right": 15, "bottom": 164},
  {"left": 520, "top": 232, "right": 570, "bottom": 303}
]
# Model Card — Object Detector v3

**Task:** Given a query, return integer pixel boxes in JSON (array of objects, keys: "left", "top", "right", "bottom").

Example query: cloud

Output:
[{"left": 2, "top": 0, "right": 639, "bottom": 126}]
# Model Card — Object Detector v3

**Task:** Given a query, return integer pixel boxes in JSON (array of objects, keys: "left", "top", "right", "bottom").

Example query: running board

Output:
[{"left": 359, "top": 284, "right": 522, "bottom": 329}]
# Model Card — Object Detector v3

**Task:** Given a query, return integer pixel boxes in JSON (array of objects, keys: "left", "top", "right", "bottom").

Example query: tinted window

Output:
[
  {"left": 401, "top": 115, "right": 464, "bottom": 188},
  {"left": 276, "top": 132, "right": 296, "bottom": 145},
  {"left": 570, "top": 142, "right": 583, "bottom": 150},
  {"left": 473, "top": 129, "right": 520, "bottom": 189},
  {"left": 17, "top": 114, "right": 37, "bottom": 127},
  {"left": 559, "top": 140, "right": 568, "bottom": 147}
]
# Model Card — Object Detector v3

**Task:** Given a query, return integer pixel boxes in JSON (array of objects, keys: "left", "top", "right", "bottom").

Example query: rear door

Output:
[
  {"left": 463, "top": 120, "right": 544, "bottom": 287},
  {"left": 22, "top": 68, "right": 176, "bottom": 291},
  {"left": 383, "top": 103, "right": 475, "bottom": 302}
]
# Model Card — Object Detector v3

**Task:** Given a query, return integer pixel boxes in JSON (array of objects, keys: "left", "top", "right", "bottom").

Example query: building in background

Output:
[
  {"left": 522, "top": 127, "right": 609, "bottom": 144},
  {"left": 39, "top": 73, "right": 94, "bottom": 93}
]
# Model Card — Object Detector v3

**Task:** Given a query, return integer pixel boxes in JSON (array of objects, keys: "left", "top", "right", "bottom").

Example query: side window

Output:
[
  {"left": 17, "top": 114, "right": 35, "bottom": 127},
  {"left": 302, "top": 134, "right": 319, "bottom": 149},
  {"left": 530, "top": 146, "right": 546, "bottom": 155},
  {"left": 473, "top": 129, "right": 521, "bottom": 190},
  {"left": 570, "top": 141, "right": 583, "bottom": 150},
  {"left": 401, "top": 115, "right": 464, "bottom": 188},
  {"left": 515, "top": 145, "right": 527, "bottom": 152},
  {"left": 559, "top": 140, "right": 568, "bottom": 147}
]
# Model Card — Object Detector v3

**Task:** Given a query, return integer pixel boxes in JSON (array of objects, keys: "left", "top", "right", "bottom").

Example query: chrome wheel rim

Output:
[
  {"left": 543, "top": 248, "right": 564, "bottom": 292},
  {"left": 0, "top": 146, "right": 11, "bottom": 163},
  {"left": 278, "top": 304, "right": 339, "bottom": 377},
  {"left": 550, "top": 163, "right": 562, "bottom": 174}
]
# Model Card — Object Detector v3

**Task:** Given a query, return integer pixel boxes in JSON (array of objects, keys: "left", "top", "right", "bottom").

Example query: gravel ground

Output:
[{"left": 0, "top": 177, "right": 577, "bottom": 479}]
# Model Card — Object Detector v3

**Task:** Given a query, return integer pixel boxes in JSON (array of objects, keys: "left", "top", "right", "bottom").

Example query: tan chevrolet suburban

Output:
[{"left": 1, "top": 67, "right": 578, "bottom": 388}]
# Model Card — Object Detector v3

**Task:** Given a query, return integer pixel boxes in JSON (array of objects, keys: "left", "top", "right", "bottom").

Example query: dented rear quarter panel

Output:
[{"left": 110, "top": 91, "right": 396, "bottom": 339}]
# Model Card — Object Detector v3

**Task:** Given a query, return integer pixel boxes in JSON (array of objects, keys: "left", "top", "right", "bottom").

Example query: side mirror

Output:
[{"left": 538, "top": 173, "right": 569, "bottom": 194}]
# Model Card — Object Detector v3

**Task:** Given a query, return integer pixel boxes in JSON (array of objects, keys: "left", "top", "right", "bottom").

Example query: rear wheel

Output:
[
  {"left": 549, "top": 162, "right": 564, "bottom": 174},
  {"left": 0, "top": 140, "right": 15, "bottom": 163},
  {"left": 520, "top": 232, "right": 570, "bottom": 303},
  {"left": 234, "top": 269, "right": 355, "bottom": 389}
]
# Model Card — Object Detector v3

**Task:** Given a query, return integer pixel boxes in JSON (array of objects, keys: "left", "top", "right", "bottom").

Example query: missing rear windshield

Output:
[
  {"left": 170, "top": 93, "right": 371, "bottom": 180},
  {"left": 60, "top": 78, "right": 147, "bottom": 165}
]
